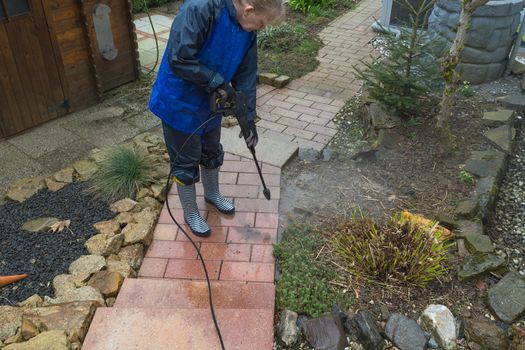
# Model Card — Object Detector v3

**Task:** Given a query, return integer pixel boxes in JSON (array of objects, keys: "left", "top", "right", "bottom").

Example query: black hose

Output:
[
  {"left": 141, "top": 0, "right": 160, "bottom": 76},
  {"left": 163, "top": 113, "right": 226, "bottom": 350}
]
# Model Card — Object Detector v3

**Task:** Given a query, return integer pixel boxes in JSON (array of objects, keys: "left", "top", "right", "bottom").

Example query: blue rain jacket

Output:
[{"left": 149, "top": 0, "right": 257, "bottom": 135}]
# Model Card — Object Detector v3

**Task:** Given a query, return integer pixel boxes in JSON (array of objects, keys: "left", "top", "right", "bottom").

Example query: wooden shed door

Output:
[{"left": 0, "top": 0, "right": 67, "bottom": 138}]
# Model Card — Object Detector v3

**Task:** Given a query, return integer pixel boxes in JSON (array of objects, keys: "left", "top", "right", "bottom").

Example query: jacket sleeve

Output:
[
  {"left": 231, "top": 34, "right": 258, "bottom": 121},
  {"left": 166, "top": 1, "right": 224, "bottom": 92}
]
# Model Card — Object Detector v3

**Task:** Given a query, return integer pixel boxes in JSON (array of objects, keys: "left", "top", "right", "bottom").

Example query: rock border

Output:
[{"left": 0, "top": 132, "right": 170, "bottom": 349}]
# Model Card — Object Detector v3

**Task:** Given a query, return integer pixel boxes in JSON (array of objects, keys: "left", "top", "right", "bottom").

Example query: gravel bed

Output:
[
  {"left": 488, "top": 131, "right": 525, "bottom": 276},
  {"left": 0, "top": 182, "right": 115, "bottom": 305}
]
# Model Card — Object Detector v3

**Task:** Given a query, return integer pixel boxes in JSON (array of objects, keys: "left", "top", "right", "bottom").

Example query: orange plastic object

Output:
[{"left": 0, "top": 274, "right": 28, "bottom": 287}]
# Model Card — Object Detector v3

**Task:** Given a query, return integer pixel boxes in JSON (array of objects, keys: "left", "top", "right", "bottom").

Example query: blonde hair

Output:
[{"left": 247, "top": 0, "right": 286, "bottom": 23}]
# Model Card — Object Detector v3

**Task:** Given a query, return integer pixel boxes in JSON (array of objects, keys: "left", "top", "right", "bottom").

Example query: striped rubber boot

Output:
[
  {"left": 201, "top": 166, "right": 235, "bottom": 215},
  {"left": 177, "top": 183, "right": 211, "bottom": 237}
]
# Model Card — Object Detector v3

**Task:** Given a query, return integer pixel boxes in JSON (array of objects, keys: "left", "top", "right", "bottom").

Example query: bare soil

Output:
[{"left": 278, "top": 80, "right": 516, "bottom": 326}]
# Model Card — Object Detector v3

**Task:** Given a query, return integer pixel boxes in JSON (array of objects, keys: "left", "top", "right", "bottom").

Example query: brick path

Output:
[{"left": 83, "top": 0, "right": 380, "bottom": 348}]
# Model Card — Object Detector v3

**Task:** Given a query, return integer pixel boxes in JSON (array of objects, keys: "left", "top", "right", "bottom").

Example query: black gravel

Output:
[
  {"left": 0, "top": 182, "right": 115, "bottom": 305},
  {"left": 488, "top": 130, "right": 525, "bottom": 277}
]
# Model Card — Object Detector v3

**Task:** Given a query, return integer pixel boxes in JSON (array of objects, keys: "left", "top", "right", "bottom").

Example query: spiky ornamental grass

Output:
[
  {"left": 89, "top": 146, "right": 157, "bottom": 202},
  {"left": 332, "top": 213, "right": 453, "bottom": 288}
]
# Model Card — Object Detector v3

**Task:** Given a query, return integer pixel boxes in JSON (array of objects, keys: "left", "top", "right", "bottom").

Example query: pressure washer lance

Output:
[{"left": 210, "top": 90, "right": 272, "bottom": 200}]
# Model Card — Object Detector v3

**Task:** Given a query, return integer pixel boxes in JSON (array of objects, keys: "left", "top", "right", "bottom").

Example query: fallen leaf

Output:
[{"left": 48, "top": 220, "right": 71, "bottom": 233}]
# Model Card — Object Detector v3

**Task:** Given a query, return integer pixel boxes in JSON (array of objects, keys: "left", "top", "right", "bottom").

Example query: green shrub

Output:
[
  {"left": 459, "top": 170, "right": 475, "bottom": 185},
  {"left": 89, "top": 146, "right": 157, "bottom": 202},
  {"left": 274, "top": 224, "right": 352, "bottom": 317},
  {"left": 353, "top": 0, "right": 443, "bottom": 118},
  {"left": 132, "top": 0, "right": 171, "bottom": 13},
  {"left": 332, "top": 213, "right": 452, "bottom": 288},
  {"left": 459, "top": 80, "right": 474, "bottom": 97},
  {"left": 289, "top": 0, "right": 336, "bottom": 13},
  {"left": 258, "top": 23, "right": 306, "bottom": 51}
]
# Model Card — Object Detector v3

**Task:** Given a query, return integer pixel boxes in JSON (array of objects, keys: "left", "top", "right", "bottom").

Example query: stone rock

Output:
[
  {"left": 136, "top": 187, "right": 153, "bottom": 199},
  {"left": 435, "top": 214, "right": 459, "bottom": 231},
  {"left": 6, "top": 177, "right": 45, "bottom": 202},
  {"left": 45, "top": 286, "right": 104, "bottom": 306},
  {"left": 484, "top": 125, "right": 515, "bottom": 153},
  {"left": 52, "top": 274, "right": 76, "bottom": 296},
  {"left": 454, "top": 199, "right": 479, "bottom": 219},
  {"left": 110, "top": 198, "right": 138, "bottom": 213},
  {"left": 21, "top": 217, "right": 59, "bottom": 232},
  {"left": 133, "top": 208, "right": 158, "bottom": 227},
  {"left": 331, "top": 305, "right": 349, "bottom": 324},
  {"left": 258, "top": 72, "right": 279, "bottom": 85},
  {"left": 277, "top": 310, "right": 298, "bottom": 347},
  {"left": 106, "top": 298, "right": 116, "bottom": 307},
  {"left": 368, "top": 102, "right": 397, "bottom": 130},
  {"left": 72, "top": 160, "right": 98, "bottom": 180},
  {"left": 44, "top": 178, "right": 68, "bottom": 192},
  {"left": 115, "top": 212, "right": 134, "bottom": 225},
  {"left": 122, "top": 222, "right": 153, "bottom": 245},
  {"left": 93, "top": 220, "right": 121, "bottom": 236},
  {"left": 378, "top": 129, "right": 402, "bottom": 149},
  {"left": 458, "top": 254, "right": 505, "bottom": 280},
  {"left": 3, "top": 330, "right": 69, "bottom": 350},
  {"left": 487, "top": 272, "right": 525, "bottom": 323},
  {"left": 457, "top": 220, "right": 484, "bottom": 236},
  {"left": 0, "top": 306, "right": 23, "bottom": 342},
  {"left": 274, "top": 75, "right": 291, "bottom": 88},
  {"left": 298, "top": 148, "right": 319, "bottom": 162},
  {"left": 511, "top": 325, "right": 525, "bottom": 350},
  {"left": 499, "top": 95, "right": 525, "bottom": 115},
  {"left": 303, "top": 315, "right": 348, "bottom": 350},
  {"left": 150, "top": 183, "right": 166, "bottom": 201},
  {"left": 4, "top": 330, "right": 23, "bottom": 345},
  {"left": 85, "top": 233, "right": 124, "bottom": 256},
  {"left": 474, "top": 176, "right": 497, "bottom": 218},
  {"left": 68, "top": 255, "right": 106, "bottom": 276},
  {"left": 87, "top": 271, "right": 124, "bottom": 297},
  {"left": 385, "top": 313, "right": 428, "bottom": 350},
  {"left": 17, "top": 295, "right": 43, "bottom": 308},
  {"left": 354, "top": 311, "right": 384, "bottom": 349},
  {"left": 464, "top": 150, "right": 506, "bottom": 179},
  {"left": 87, "top": 148, "right": 107, "bottom": 164},
  {"left": 482, "top": 110, "right": 514, "bottom": 126},
  {"left": 118, "top": 244, "right": 144, "bottom": 270},
  {"left": 418, "top": 305, "right": 457, "bottom": 350},
  {"left": 512, "top": 59, "right": 525, "bottom": 75},
  {"left": 463, "top": 234, "right": 494, "bottom": 253},
  {"left": 20, "top": 319, "right": 38, "bottom": 340},
  {"left": 464, "top": 318, "right": 509, "bottom": 350},
  {"left": 322, "top": 148, "right": 333, "bottom": 162},
  {"left": 137, "top": 196, "right": 162, "bottom": 212},
  {"left": 53, "top": 167, "right": 74, "bottom": 183},
  {"left": 106, "top": 259, "right": 134, "bottom": 278}
]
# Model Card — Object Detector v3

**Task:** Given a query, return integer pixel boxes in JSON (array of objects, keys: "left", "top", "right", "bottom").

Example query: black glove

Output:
[
  {"left": 245, "top": 120, "right": 258, "bottom": 148},
  {"left": 216, "top": 83, "right": 235, "bottom": 102}
]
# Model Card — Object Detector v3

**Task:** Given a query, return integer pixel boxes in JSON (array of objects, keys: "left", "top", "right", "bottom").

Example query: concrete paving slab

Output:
[
  {"left": 124, "top": 110, "right": 162, "bottom": 132},
  {"left": 149, "top": 14, "right": 175, "bottom": 27},
  {"left": 138, "top": 50, "right": 159, "bottom": 67},
  {"left": 60, "top": 117, "right": 142, "bottom": 149},
  {"left": 135, "top": 21, "right": 170, "bottom": 35},
  {"left": 0, "top": 142, "right": 48, "bottom": 203},
  {"left": 138, "top": 38, "right": 159, "bottom": 51},
  {"left": 220, "top": 126, "right": 297, "bottom": 168},
  {"left": 36, "top": 139, "right": 97, "bottom": 173},
  {"left": 7, "top": 121, "right": 81, "bottom": 159}
]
